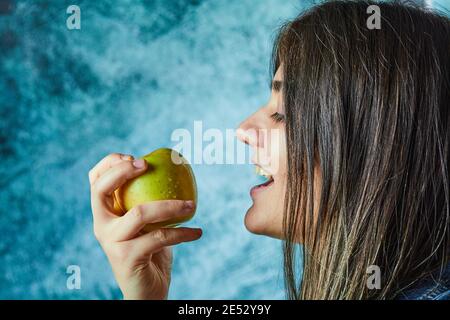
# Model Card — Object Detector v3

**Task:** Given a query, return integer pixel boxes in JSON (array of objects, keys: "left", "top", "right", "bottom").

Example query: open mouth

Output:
[{"left": 251, "top": 166, "right": 274, "bottom": 195}]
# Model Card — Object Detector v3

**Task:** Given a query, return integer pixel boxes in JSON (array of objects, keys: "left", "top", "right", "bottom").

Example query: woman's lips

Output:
[{"left": 250, "top": 177, "right": 274, "bottom": 197}]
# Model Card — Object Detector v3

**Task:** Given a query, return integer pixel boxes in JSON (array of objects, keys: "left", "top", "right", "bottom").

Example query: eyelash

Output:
[{"left": 270, "top": 112, "right": 285, "bottom": 123}]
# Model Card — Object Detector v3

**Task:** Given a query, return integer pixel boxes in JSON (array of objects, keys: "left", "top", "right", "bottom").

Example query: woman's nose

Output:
[
  {"left": 236, "top": 115, "right": 263, "bottom": 148},
  {"left": 236, "top": 127, "right": 258, "bottom": 147}
]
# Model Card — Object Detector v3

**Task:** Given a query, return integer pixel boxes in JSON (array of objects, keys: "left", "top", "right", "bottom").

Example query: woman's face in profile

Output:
[{"left": 237, "top": 67, "right": 287, "bottom": 239}]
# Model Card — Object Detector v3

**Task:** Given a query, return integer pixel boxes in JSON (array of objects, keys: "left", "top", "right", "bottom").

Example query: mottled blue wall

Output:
[
  {"left": 0, "top": 0, "right": 309, "bottom": 299},
  {"left": 1, "top": 0, "right": 449, "bottom": 300}
]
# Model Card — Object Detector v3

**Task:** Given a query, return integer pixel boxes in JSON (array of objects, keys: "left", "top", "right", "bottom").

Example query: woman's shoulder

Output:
[{"left": 395, "top": 263, "right": 450, "bottom": 300}]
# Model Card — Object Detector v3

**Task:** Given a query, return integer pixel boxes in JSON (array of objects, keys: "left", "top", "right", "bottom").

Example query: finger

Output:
[
  {"left": 92, "top": 158, "right": 147, "bottom": 200},
  {"left": 127, "top": 227, "right": 202, "bottom": 260},
  {"left": 110, "top": 200, "right": 196, "bottom": 241},
  {"left": 91, "top": 159, "right": 147, "bottom": 223},
  {"left": 89, "top": 153, "right": 134, "bottom": 185}
]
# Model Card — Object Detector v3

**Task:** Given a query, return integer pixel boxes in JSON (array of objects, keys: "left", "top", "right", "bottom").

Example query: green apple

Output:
[{"left": 113, "top": 148, "right": 197, "bottom": 232}]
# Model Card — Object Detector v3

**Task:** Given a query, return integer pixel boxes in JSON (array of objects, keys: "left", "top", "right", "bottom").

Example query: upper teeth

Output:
[{"left": 255, "top": 166, "right": 272, "bottom": 179}]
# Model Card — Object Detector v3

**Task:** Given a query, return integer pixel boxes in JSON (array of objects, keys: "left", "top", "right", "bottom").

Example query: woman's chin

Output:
[
  {"left": 244, "top": 206, "right": 265, "bottom": 234},
  {"left": 244, "top": 206, "right": 282, "bottom": 239}
]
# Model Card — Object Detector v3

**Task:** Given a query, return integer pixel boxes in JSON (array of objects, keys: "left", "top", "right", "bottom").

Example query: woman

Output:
[{"left": 89, "top": 1, "right": 449, "bottom": 300}]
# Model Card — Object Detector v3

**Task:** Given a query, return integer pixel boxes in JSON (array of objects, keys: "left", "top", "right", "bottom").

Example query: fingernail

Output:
[
  {"left": 133, "top": 159, "right": 146, "bottom": 168},
  {"left": 121, "top": 154, "right": 134, "bottom": 161},
  {"left": 183, "top": 201, "right": 195, "bottom": 210}
]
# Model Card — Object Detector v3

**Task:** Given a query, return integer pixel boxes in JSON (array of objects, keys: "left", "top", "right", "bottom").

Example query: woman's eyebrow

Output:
[{"left": 272, "top": 80, "right": 283, "bottom": 92}]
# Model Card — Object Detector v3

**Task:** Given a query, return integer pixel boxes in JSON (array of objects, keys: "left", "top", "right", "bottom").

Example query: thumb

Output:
[{"left": 152, "top": 246, "right": 173, "bottom": 278}]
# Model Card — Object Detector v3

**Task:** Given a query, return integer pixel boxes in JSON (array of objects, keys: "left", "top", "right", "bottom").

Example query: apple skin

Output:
[{"left": 113, "top": 148, "right": 197, "bottom": 232}]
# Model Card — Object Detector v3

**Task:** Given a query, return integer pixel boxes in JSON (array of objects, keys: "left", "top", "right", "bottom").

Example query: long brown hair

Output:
[{"left": 272, "top": 0, "right": 450, "bottom": 299}]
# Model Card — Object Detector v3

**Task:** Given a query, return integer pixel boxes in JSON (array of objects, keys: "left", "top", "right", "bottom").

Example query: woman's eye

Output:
[{"left": 270, "top": 112, "right": 285, "bottom": 123}]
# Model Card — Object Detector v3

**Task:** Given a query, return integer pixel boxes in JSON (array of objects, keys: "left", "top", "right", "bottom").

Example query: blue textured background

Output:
[
  {"left": 0, "top": 0, "right": 309, "bottom": 299},
  {"left": 0, "top": 0, "right": 449, "bottom": 299}
]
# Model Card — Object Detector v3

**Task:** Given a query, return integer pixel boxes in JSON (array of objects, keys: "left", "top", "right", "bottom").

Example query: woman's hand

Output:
[{"left": 88, "top": 153, "right": 202, "bottom": 300}]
